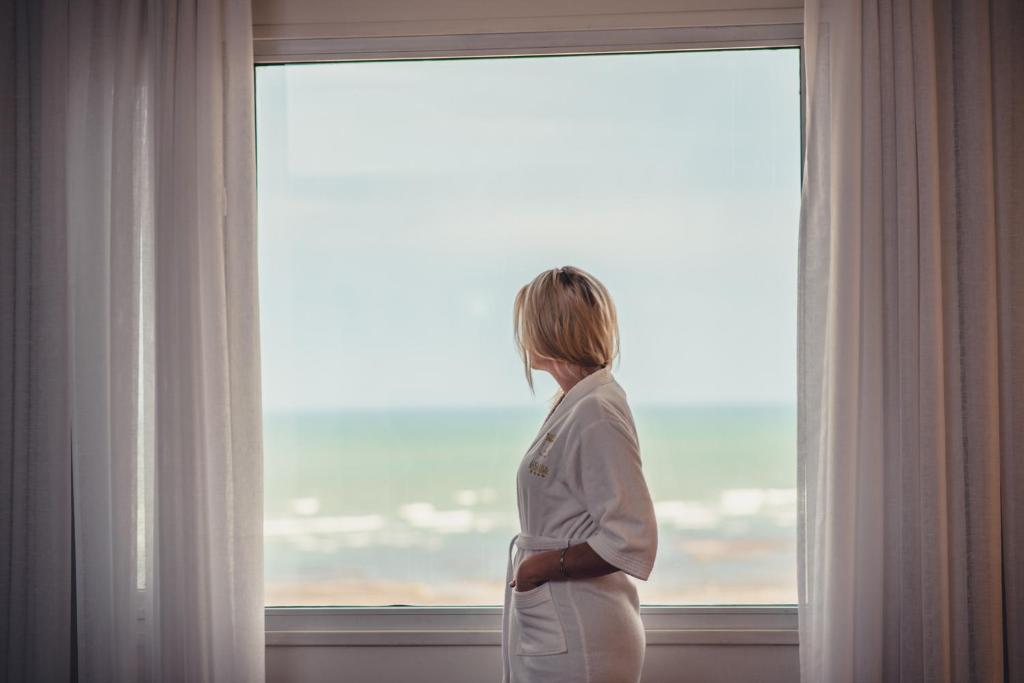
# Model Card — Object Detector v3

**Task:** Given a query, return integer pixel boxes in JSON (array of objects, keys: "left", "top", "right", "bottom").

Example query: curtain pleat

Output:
[
  {"left": 1, "top": 1, "right": 264, "bottom": 681},
  {"left": 1, "top": 2, "right": 74, "bottom": 681},
  {"left": 799, "top": 1, "right": 1024, "bottom": 681}
]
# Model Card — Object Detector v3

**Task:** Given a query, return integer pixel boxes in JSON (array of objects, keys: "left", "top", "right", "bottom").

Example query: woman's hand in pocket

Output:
[
  {"left": 510, "top": 576, "right": 547, "bottom": 592},
  {"left": 510, "top": 553, "right": 551, "bottom": 592}
]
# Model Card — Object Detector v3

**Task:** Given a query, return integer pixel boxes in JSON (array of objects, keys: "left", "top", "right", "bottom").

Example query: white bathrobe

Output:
[{"left": 501, "top": 366, "right": 658, "bottom": 683}]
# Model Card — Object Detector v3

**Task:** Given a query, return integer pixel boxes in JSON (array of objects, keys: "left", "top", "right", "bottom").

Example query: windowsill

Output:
[{"left": 265, "top": 605, "right": 798, "bottom": 647}]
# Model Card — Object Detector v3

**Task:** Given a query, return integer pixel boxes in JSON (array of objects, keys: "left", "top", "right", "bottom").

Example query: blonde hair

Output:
[{"left": 513, "top": 266, "right": 620, "bottom": 402}]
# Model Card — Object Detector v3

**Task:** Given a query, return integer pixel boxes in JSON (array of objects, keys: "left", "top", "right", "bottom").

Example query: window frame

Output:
[{"left": 256, "top": 21, "right": 804, "bottom": 647}]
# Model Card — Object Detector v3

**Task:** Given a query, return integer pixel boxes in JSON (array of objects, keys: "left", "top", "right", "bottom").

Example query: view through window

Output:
[{"left": 256, "top": 47, "right": 801, "bottom": 606}]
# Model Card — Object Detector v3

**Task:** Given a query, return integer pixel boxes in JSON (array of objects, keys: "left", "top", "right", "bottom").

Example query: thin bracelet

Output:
[{"left": 559, "top": 546, "right": 571, "bottom": 579}]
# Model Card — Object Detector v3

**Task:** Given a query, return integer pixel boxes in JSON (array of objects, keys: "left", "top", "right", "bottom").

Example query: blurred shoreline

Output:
[{"left": 264, "top": 404, "right": 798, "bottom": 607}]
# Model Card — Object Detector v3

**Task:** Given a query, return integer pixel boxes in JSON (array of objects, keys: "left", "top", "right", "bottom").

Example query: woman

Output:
[{"left": 501, "top": 266, "right": 659, "bottom": 683}]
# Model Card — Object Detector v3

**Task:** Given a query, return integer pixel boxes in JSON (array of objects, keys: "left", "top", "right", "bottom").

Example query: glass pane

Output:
[{"left": 256, "top": 47, "right": 801, "bottom": 606}]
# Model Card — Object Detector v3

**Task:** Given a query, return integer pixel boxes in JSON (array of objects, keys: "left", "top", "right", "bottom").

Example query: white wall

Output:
[{"left": 254, "top": 1, "right": 803, "bottom": 680}]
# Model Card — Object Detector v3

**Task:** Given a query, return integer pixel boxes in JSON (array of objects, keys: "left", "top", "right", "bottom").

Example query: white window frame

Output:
[{"left": 256, "top": 21, "right": 804, "bottom": 648}]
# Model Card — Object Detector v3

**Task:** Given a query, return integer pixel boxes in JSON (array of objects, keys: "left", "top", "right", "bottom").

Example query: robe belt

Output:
[{"left": 501, "top": 531, "right": 594, "bottom": 682}]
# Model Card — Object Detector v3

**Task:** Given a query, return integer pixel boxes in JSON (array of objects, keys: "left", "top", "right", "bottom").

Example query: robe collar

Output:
[{"left": 542, "top": 364, "right": 614, "bottom": 428}]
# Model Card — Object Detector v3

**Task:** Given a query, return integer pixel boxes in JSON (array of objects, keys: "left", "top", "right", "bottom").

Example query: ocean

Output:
[{"left": 263, "top": 403, "right": 797, "bottom": 606}]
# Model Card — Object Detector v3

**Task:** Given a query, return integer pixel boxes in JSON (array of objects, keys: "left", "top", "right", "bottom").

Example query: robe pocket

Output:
[{"left": 511, "top": 582, "right": 568, "bottom": 656}]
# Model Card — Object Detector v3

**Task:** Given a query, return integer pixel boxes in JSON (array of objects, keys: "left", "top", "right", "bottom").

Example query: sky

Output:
[{"left": 255, "top": 48, "right": 802, "bottom": 412}]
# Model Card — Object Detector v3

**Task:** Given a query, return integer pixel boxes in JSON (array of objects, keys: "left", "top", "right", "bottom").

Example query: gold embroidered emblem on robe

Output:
[
  {"left": 529, "top": 432, "right": 557, "bottom": 476},
  {"left": 539, "top": 432, "right": 556, "bottom": 456}
]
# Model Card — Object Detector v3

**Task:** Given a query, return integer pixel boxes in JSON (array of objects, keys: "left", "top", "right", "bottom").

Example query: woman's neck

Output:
[{"left": 550, "top": 365, "right": 599, "bottom": 394}]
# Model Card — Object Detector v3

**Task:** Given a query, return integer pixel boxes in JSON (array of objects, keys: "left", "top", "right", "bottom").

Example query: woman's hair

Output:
[{"left": 513, "top": 265, "right": 620, "bottom": 401}]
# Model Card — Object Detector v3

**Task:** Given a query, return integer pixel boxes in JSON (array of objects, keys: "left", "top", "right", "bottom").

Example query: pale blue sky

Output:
[{"left": 255, "top": 48, "right": 801, "bottom": 412}]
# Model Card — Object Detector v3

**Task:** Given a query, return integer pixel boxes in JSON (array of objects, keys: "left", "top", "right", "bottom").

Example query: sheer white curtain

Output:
[
  {"left": 2, "top": 1, "right": 264, "bottom": 681},
  {"left": 798, "top": 0, "right": 1023, "bottom": 681}
]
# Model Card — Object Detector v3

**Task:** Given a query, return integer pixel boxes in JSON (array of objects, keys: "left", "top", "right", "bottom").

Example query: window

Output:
[{"left": 256, "top": 46, "right": 800, "bottom": 608}]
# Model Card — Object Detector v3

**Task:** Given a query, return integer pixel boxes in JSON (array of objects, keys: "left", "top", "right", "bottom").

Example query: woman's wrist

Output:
[
  {"left": 524, "top": 548, "right": 569, "bottom": 584},
  {"left": 521, "top": 542, "right": 620, "bottom": 585},
  {"left": 544, "top": 545, "right": 576, "bottom": 581},
  {"left": 559, "top": 547, "right": 571, "bottom": 578},
  {"left": 536, "top": 544, "right": 577, "bottom": 581}
]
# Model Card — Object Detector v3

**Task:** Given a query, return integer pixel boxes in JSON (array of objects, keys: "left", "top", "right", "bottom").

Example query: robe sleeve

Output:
[{"left": 576, "top": 418, "right": 658, "bottom": 581}]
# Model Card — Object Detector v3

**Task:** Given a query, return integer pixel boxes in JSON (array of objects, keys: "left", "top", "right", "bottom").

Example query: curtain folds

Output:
[
  {"left": 1, "top": 2, "right": 74, "bottom": 680},
  {"left": 1, "top": 1, "right": 264, "bottom": 681},
  {"left": 798, "top": 1, "right": 1023, "bottom": 681}
]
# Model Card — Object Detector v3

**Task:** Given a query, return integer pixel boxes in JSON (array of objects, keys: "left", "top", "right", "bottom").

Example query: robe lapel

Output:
[{"left": 524, "top": 366, "right": 614, "bottom": 452}]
